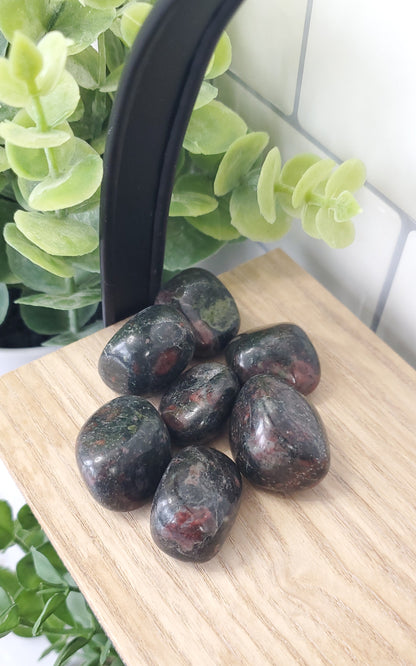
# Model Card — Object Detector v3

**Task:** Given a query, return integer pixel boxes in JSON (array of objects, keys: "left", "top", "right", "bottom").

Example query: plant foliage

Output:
[
  {"left": 0, "top": 500, "right": 122, "bottom": 665},
  {"left": 0, "top": 0, "right": 366, "bottom": 344}
]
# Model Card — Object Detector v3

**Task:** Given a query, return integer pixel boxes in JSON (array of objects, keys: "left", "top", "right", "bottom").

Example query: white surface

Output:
[
  {"left": 0, "top": 346, "right": 57, "bottom": 377},
  {"left": 377, "top": 231, "right": 416, "bottom": 368},
  {"left": 228, "top": 0, "right": 308, "bottom": 115},
  {"left": 299, "top": 0, "right": 416, "bottom": 219}
]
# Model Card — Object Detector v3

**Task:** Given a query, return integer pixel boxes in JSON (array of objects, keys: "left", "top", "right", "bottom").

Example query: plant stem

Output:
[
  {"left": 98, "top": 33, "right": 107, "bottom": 86},
  {"left": 65, "top": 278, "right": 79, "bottom": 335},
  {"left": 30, "top": 93, "right": 60, "bottom": 178}
]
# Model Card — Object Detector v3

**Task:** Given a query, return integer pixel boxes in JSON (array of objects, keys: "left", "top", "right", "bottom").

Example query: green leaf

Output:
[
  {"left": 6, "top": 141, "right": 48, "bottom": 180},
  {"left": 4, "top": 224, "right": 75, "bottom": 278},
  {"left": 120, "top": 2, "right": 153, "bottom": 48},
  {"left": 35, "top": 31, "right": 71, "bottom": 96},
  {"left": 9, "top": 31, "right": 42, "bottom": 84},
  {"left": 230, "top": 182, "right": 291, "bottom": 242},
  {"left": 0, "top": 120, "right": 70, "bottom": 148},
  {"left": 104, "top": 29, "right": 126, "bottom": 73},
  {"left": 100, "top": 64, "right": 124, "bottom": 93},
  {"left": 32, "top": 591, "right": 68, "bottom": 637},
  {"left": 325, "top": 158, "right": 366, "bottom": 197},
  {"left": 15, "top": 210, "right": 99, "bottom": 256},
  {"left": 99, "top": 639, "right": 112, "bottom": 665},
  {"left": 6, "top": 245, "right": 68, "bottom": 293},
  {"left": 0, "top": 588, "right": 19, "bottom": 638},
  {"left": 17, "top": 288, "right": 102, "bottom": 310},
  {"left": 49, "top": 2, "right": 116, "bottom": 56},
  {"left": 17, "top": 504, "right": 39, "bottom": 530},
  {"left": 214, "top": 131, "right": 269, "bottom": 196},
  {"left": 0, "top": 0, "right": 49, "bottom": 43},
  {"left": 0, "top": 282, "right": 8, "bottom": 324},
  {"left": 183, "top": 101, "right": 247, "bottom": 155},
  {"left": 20, "top": 305, "right": 69, "bottom": 335},
  {"left": 277, "top": 153, "right": 320, "bottom": 216},
  {"left": 292, "top": 158, "right": 335, "bottom": 209},
  {"left": 66, "top": 591, "right": 95, "bottom": 629},
  {"left": 164, "top": 218, "right": 224, "bottom": 272},
  {"left": 301, "top": 204, "right": 321, "bottom": 239},
  {"left": 66, "top": 47, "right": 100, "bottom": 90},
  {"left": 55, "top": 635, "right": 92, "bottom": 666},
  {"left": 83, "top": 0, "right": 123, "bottom": 7},
  {"left": 0, "top": 58, "right": 30, "bottom": 107},
  {"left": 71, "top": 246, "right": 100, "bottom": 273},
  {"left": 16, "top": 554, "right": 43, "bottom": 590},
  {"left": 0, "top": 30, "right": 7, "bottom": 57},
  {"left": 0, "top": 500, "right": 14, "bottom": 549},
  {"left": 333, "top": 190, "right": 362, "bottom": 222},
  {"left": 170, "top": 174, "right": 217, "bottom": 218},
  {"left": 0, "top": 568, "right": 20, "bottom": 598},
  {"left": 257, "top": 147, "right": 282, "bottom": 223},
  {"left": 316, "top": 208, "right": 355, "bottom": 248},
  {"left": 193, "top": 81, "right": 218, "bottom": 111},
  {"left": 205, "top": 31, "right": 232, "bottom": 79},
  {"left": 31, "top": 547, "right": 67, "bottom": 586},
  {"left": 28, "top": 70, "right": 80, "bottom": 127},
  {"left": 0, "top": 147, "right": 9, "bottom": 172},
  {"left": 29, "top": 141, "right": 103, "bottom": 211},
  {"left": 186, "top": 196, "right": 240, "bottom": 241},
  {"left": 190, "top": 152, "right": 223, "bottom": 177},
  {"left": 43, "top": 319, "right": 103, "bottom": 346}
]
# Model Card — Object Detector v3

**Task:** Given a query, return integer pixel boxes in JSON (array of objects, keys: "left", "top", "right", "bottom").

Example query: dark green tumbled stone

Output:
[
  {"left": 150, "top": 446, "right": 242, "bottom": 562},
  {"left": 159, "top": 362, "right": 240, "bottom": 446},
  {"left": 98, "top": 304, "right": 195, "bottom": 395},
  {"left": 76, "top": 396, "right": 171, "bottom": 511},
  {"left": 229, "top": 374, "right": 330, "bottom": 493},
  {"left": 155, "top": 267, "right": 240, "bottom": 358},
  {"left": 225, "top": 322, "right": 320, "bottom": 395}
]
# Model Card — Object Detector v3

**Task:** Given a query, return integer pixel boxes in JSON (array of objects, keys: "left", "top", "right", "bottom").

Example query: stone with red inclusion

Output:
[
  {"left": 225, "top": 322, "right": 320, "bottom": 395},
  {"left": 229, "top": 374, "right": 329, "bottom": 493},
  {"left": 159, "top": 362, "right": 240, "bottom": 446},
  {"left": 98, "top": 304, "right": 195, "bottom": 396},
  {"left": 150, "top": 446, "right": 242, "bottom": 562},
  {"left": 76, "top": 396, "right": 171, "bottom": 511},
  {"left": 155, "top": 267, "right": 240, "bottom": 358}
]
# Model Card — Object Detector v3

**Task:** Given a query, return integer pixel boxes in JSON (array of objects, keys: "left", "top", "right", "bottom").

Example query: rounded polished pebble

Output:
[
  {"left": 98, "top": 304, "right": 195, "bottom": 395},
  {"left": 159, "top": 362, "right": 240, "bottom": 446},
  {"left": 229, "top": 374, "right": 329, "bottom": 493},
  {"left": 225, "top": 322, "right": 320, "bottom": 395},
  {"left": 76, "top": 396, "right": 171, "bottom": 511},
  {"left": 155, "top": 267, "right": 240, "bottom": 358},
  {"left": 150, "top": 446, "right": 242, "bottom": 562}
]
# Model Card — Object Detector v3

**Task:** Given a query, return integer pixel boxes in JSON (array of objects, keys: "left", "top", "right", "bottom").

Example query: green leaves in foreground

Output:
[{"left": 0, "top": 501, "right": 122, "bottom": 665}]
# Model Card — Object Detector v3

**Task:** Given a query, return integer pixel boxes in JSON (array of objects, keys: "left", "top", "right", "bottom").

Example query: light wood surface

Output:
[{"left": 1, "top": 249, "right": 415, "bottom": 665}]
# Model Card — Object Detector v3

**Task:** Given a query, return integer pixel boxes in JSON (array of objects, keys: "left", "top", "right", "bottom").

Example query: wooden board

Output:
[{"left": 0, "top": 249, "right": 415, "bottom": 665}]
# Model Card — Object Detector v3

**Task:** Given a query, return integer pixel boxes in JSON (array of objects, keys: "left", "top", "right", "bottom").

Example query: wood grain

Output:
[{"left": 0, "top": 249, "right": 415, "bottom": 665}]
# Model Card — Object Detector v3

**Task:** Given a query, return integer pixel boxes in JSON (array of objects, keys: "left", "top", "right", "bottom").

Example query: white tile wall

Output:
[{"left": 223, "top": 0, "right": 416, "bottom": 368}]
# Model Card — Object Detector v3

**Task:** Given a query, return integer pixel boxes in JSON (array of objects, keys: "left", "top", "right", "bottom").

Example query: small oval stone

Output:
[
  {"left": 229, "top": 374, "right": 329, "bottom": 493},
  {"left": 225, "top": 322, "right": 320, "bottom": 394},
  {"left": 155, "top": 267, "right": 240, "bottom": 358},
  {"left": 150, "top": 446, "right": 242, "bottom": 562},
  {"left": 76, "top": 396, "right": 171, "bottom": 511},
  {"left": 159, "top": 362, "right": 240, "bottom": 446},
  {"left": 98, "top": 304, "right": 195, "bottom": 395}
]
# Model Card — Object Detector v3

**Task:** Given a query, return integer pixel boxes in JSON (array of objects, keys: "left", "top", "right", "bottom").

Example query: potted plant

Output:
[{"left": 0, "top": 0, "right": 365, "bottom": 369}]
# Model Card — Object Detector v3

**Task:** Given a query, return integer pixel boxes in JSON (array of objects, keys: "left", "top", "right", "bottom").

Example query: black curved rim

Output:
[{"left": 100, "top": 0, "right": 245, "bottom": 325}]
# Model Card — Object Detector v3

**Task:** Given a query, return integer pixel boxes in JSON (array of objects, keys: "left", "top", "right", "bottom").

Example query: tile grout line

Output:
[{"left": 290, "top": 0, "right": 314, "bottom": 121}]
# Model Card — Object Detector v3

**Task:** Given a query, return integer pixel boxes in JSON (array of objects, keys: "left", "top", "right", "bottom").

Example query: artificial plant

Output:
[
  {"left": 0, "top": 0, "right": 365, "bottom": 349},
  {"left": 0, "top": 500, "right": 122, "bottom": 665}
]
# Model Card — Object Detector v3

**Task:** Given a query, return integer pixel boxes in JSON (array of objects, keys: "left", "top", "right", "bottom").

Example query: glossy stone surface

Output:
[
  {"left": 159, "top": 362, "right": 240, "bottom": 446},
  {"left": 76, "top": 396, "right": 171, "bottom": 511},
  {"left": 150, "top": 446, "right": 242, "bottom": 562},
  {"left": 98, "top": 304, "right": 195, "bottom": 395},
  {"left": 229, "top": 374, "right": 329, "bottom": 493},
  {"left": 225, "top": 322, "right": 320, "bottom": 395},
  {"left": 155, "top": 267, "right": 240, "bottom": 358}
]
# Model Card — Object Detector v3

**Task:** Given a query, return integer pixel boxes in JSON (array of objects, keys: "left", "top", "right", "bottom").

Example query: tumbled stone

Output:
[
  {"left": 225, "top": 322, "right": 320, "bottom": 395},
  {"left": 159, "top": 362, "right": 240, "bottom": 446},
  {"left": 98, "top": 304, "right": 195, "bottom": 395},
  {"left": 76, "top": 396, "right": 171, "bottom": 511},
  {"left": 229, "top": 374, "right": 329, "bottom": 493},
  {"left": 150, "top": 446, "right": 242, "bottom": 562},
  {"left": 155, "top": 267, "right": 240, "bottom": 358}
]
